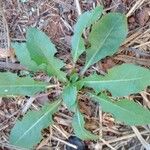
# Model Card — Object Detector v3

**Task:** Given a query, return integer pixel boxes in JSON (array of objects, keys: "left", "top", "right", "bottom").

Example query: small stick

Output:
[
  {"left": 126, "top": 0, "right": 145, "bottom": 17},
  {"left": 133, "top": 41, "right": 150, "bottom": 49},
  {"left": 100, "top": 130, "right": 149, "bottom": 146},
  {"left": 141, "top": 92, "right": 150, "bottom": 108},
  {"left": 0, "top": 61, "right": 26, "bottom": 70},
  {"left": 99, "top": 138, "right": 116, "bottom": 150},
  {"left": 99, "top": 106, "right": 103, "bottom": 138},
  {"left": 21, "top": 96, "right": 36, "bottom": 115},
  {"left": 114, "top": 55, "right": 150, "bottom": 66},
  {"left": 21, "top": 91, "right": 57, "bottom": 115},
  {"left": 53, "top": 125, "right": 69, "bottom": 139},
  {"left": 0, "top": 141, "right": 28, "bottom": 150},
  {"left": 74, "top": 0, "right": 82, "bottom": 15},
  {"left": 52, "top": 136, "right": 77, "bottom": 149},
  {"left": 132, "top": 126, "right": 150, "bottom": 150}
]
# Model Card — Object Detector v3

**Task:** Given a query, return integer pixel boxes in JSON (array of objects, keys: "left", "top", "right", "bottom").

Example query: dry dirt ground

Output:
[{"left": 0, "top": 0, "right": 150, "bottom": 150}]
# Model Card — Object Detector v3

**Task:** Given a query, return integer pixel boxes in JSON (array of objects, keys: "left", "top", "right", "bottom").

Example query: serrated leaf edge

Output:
[
  {"left": 14, "top": 100, "right": 61, "bottom": 145},
  {"left": 90, "top": 94, "right": 150, "bottom": 125}
]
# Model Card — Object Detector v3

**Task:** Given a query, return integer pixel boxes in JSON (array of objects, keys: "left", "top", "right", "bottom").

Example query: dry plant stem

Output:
[
  {"left": 52, "top": 125, "right": 69, "bottom": 139},
  {"left": 0, "top": 61, "right": 26, "bottom": 70},
  {"left": 126, "top": 48, "right": 150, "bottom": 57},
  {"left": 99, "top": 106, "right": 103, "bottom": 138},
  {"left": 52, "top": 136, "right": 77, "bottom": 149},
  {"left": 99, "top": 138, "right": 116, "bottom": 150},
  {"left": 21, "top": 85, "right": 58, "bottom": 115},
  {"left": 21, "top": 96, "right": 36, "bottom": 115},
  {"left": 0, "top": 1, "right": 14, "bottom": 60},
  {"left": 100, "top": 130, "right": 149, "bottom": 146},
  {"left": 133, "top": 41, "right": 150, "bottom": 48},
  {"left": 126, "top": 0, "right": 146, "bottom": 17},
  {"left": 2, "top": 10, "right": 10, "bottom": 49},
  {"left": 114, "top": 55, "right": 150, "bottom": 66},
  {"left": 36, "top": 126, "right": 53, "bottom": 149},
  {"left": 141, "top": 92, "right": 150, "bottom": 108},
  {"left": 122, "top": 25, "right": 150, "bottom": 48},
  {"left": 75, "top": 0, "right": 82, "bottom": 15},
  {"left": 131, "top": 126, "right": 150, "bottom": 150},
  {"left": 97, "top": 0, "right": 104, "bottom": 6},
  {"left": 0, "top": 141, "right": 28, "bottom": 150},
  {"left": 46, "top": 84, "right": 59, "bottom": 89}
]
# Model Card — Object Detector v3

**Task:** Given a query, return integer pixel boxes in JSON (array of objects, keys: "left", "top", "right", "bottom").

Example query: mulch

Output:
[{"left": 0, "top": 0, "right": 150, "bottom": 149}]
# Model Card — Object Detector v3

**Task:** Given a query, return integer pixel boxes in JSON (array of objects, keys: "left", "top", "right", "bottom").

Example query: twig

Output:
[
  {"left": 53, "top": 125, "right": 69, "bottom": 139},
  {"left": 126, "top": 47, "right": 150, "bottom": 57},
  {"left": 0, "top": 141, "right": 28, "bottom": 150},
  {"left": 74, "top": 0, "right": 82, "bottom": 15},
  {"left": 100, "top": 130, "right": 149, "bottom": 146},
  {"left": 99, "top": 106, "right": 103, "bottom": 138},
  {"left": 131, "top": 126, "right": 150, "bottom": 150},
  {"left": 133, "top": 41, "right": 150, "bottom": 49},
  {"left": 126, "top": 0, "right": 146, "bottom": 17},
  {"left": 52, "top": 136, "right": 77, "bottom": 149},
  {"left": 0, "top": 61, "right": 26, "bottom": 70},
  {"left": 141, "top": 92, "right": 150, "bottom": 108},
  {"left": 114, "top": 55, "right": 150, "bottom": 66},
  {"left": 99, "top": 138, "right": 116, "bottom": 150},
  {"left": 0, "top": 1, "right": 15, "bottom": 61},
  {"left": 21, "top": 96, "right": 36, "bottom": 115},
  {"left": 21, "top": 91, "right": 57, "bottom": 115}
]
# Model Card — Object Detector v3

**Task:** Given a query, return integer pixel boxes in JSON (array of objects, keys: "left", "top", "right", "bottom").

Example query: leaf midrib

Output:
[
  {"left": 83, "top": 77, "right": 142, "bottom": 84},
  {"left": 0, "top": 85, "right": 45, "bottom": 88},
  {"left": 93, "top": 95, "right": 148, "bottom": 124},
  {"left": 29, "top": 38, "right": 66, "bottom": 82},
  {"left": 73, "top": 13, "right": 90, "bottom": 61},
  {"left": 83, "top": 18, "right": 120, "bottom": 73},
  {"left": 73, "top": 9, "right": 102, "bottom": 62},
  {"left": 14, "top": 101, "right": 61, "bottom": 145}
]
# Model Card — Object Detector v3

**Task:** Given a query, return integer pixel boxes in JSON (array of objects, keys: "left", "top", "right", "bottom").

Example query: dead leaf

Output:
[
  {"left": 98, "top": 57, "right": 116, "bottom": 74},
  {"left": 85, "top": 118, "right": 99, "bottom": 131}
]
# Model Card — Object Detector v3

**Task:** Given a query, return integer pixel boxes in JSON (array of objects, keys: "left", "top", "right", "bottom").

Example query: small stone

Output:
[{"left": 66, "top": 136, "right": 87, "bottom": 150}]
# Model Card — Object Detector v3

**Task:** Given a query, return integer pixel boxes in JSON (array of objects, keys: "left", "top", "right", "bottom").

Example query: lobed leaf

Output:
[
  {"left": 26, "top": 28, "right": 66, "bottom": 82},
  {"left": 78, "top": 64, "right": 150, "bottom": 96},
  {"left": 81, "top": 13, "right": 128, "bottom": 74},
  {"left": 62, "top": 84, "right": 77, "bottom": 111},
  {"left": 0, "top": 72, "right": 46, "bottom": 96},
  {"left": 72, "top": 108, "right": 98, "bottom": 140},
  {"left": 12, "top": 42, "right": 46, "bottom": 72},
  {"left": 90, "top": 94, "right": 150, "bottom": 125},
  {"left": 71, "top": 6, "right": 103, "bottom": 63},
  {"left": 9, "top": 100, "right": 61, "bottom": 149}
]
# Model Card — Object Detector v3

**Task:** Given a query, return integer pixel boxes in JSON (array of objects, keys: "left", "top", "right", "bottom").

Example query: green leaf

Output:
[
  {"left": 78, "top": 64, "right": 150, "bottom": 96},
  {"left": 9, "top": 100, "right": 61, "bottom": 149},
  {"left": 71, "top": 6, "right": 103, "bottom": 63},
  {"left": 81, "top": 13, "right": 128, "bottom": 74},
  {"left": 90, "top": 94, "right": 150, "bottom": 125},
  {"left": 69, "top": 73, "right": 79, "bottom": 83},
  {"left": 27, "top": 28, "right": 66, "bottom": 82},
  {"left": 62, "top": 84, "right": 77, "bottom": 111},
  {"left": 0, "top": 72, "right": 46, "bottom": 96},
  {"left": 72, "top": 108, "right": 98, "bottom": 140},
  {"left": 12, "top": 42, "right": 46, "bottom": 72}
]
